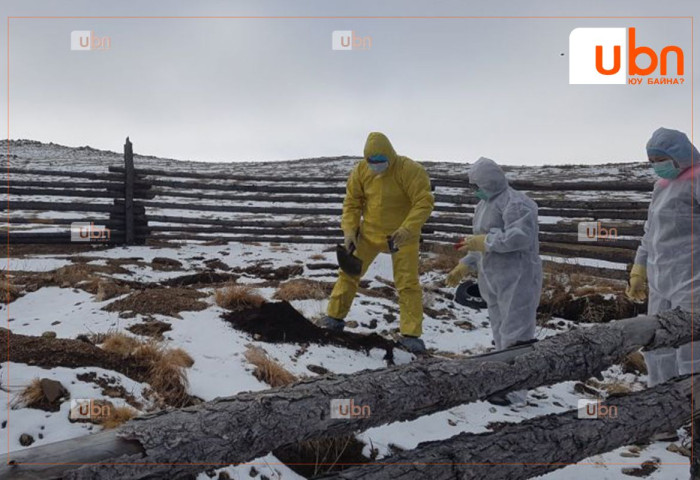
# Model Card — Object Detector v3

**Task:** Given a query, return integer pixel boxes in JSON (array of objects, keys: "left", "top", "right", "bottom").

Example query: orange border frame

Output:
[{"left": 4, "top": 14, "right": 695, "bottom": 472}]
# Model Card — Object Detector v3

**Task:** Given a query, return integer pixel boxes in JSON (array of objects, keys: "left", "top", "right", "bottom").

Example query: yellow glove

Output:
[
  {"left": 343, "top": 231, "right": 358, "bottom": 251},
  {"left": 457, "top": 234, "right": 487, "bottom": 253},
  {"left": 390, "top": 227, "right": 413, "bottom": 248},
  {"left": 625, "top": 264, "right": 647, "bottom": 301},
  {"left": 445, "top": 263, "right": 473, "bottom": 288}
]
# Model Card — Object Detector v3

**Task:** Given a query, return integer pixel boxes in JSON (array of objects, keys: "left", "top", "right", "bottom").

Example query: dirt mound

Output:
[
  {"left": 160, "top": 271, "right": 239, "bottom": 287},
  {"left": 127, "top": 320, "right": 172, "bottom": 339},
  {"left": 12, "top": 262, "right": 137, "bottom": 297},
  {"left": 4, "top": 328, "right": 151, "bottom": 380},
  {"left": 96, "top": 280, "right": 131, "bottom": 301},
  {"left": 203, "top": 258, "right": 231, "bottom": 271},
  {"left": 6, "top": 328, "right": 198, "bottom": 408},
  {"left": 151, "top": 257, "right": 183, "bottom": 271},
  {"left": 76, "top": 372, "right": 143, "bottom": 409},
  {"left": 103, "top": 287, "right": 208, "bottom": 319},
  {"left": 222, "top": 302, "right": 395, "bottom": 362},
  {"left": 232, "top": 263, "right": 304, "bottom": 281}
]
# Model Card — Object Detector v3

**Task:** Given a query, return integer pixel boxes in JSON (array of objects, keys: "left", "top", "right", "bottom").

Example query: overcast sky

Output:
[{"left": 1, "top": 0, "right": 698, "bottom": 165}]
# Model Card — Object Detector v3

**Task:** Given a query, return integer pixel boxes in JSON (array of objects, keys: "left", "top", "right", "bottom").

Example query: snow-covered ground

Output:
[{"left": 3, "top": 140, "right": 688, "bottom": 480}]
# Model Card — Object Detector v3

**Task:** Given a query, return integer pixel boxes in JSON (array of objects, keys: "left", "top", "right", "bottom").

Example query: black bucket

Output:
[{"left": 455, "top": 280, "right": 487, "bottom": 310}]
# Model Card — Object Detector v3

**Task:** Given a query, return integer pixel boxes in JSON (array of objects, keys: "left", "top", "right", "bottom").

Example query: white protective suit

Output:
[
  {"left": 461, "top": 157, "right": 543, "bottom": 403},
  {"left": 635, "top": 127, "right": 700, "bottom": 386}
]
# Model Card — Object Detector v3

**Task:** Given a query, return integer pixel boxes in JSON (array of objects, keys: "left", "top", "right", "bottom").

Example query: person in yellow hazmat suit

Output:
[{"left": 320, "top": 132, "right": 435, "bottom": 353}]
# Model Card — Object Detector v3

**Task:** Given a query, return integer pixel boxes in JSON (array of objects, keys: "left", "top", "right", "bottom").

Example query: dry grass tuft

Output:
[
  {"left": 48, "top": 264, "right": 102, "bottom": 292},
  {"left": 1, "top": 273, "right": 21, "bottom": 304},
  {"left": 161, "top": 347, "right": 195, "bottom": 368},
  {"left": 622, "top": 351, "right": 648, "bottom": 375},
  {"left": 587, "top": 378, "right": 634, "bottom": 396},
  {"left": 274, "top": 279, "right": 329, "bottom": 302},
  {"left": 98, "top": 405, "right": 138, "bottom": 429},
  {"left": 147, "top": 352, "right": 192, "bottom": 407},
  {"left": 100, "top": 332, "right": 194, "bottom": 407},
  {"left": 603, "top": 382, "right": 633, "bottom": 396},
  {"left": 12, "top": 378, "right": 43, "bottom": 409},
  {"left": 101, "top": 332, "right": 142, "bottom": 358},
  {"left": 95, "top": 280, "right": 130, "bottom": 302},
  {"left": 275, "top": 434, "right": 370, "bottom": 477},
  {"left": 215, "top": 283, "right": 266, "bottom": 311},
  {"left": 244, "top": 345, "right": 298, "bottom": 387}
]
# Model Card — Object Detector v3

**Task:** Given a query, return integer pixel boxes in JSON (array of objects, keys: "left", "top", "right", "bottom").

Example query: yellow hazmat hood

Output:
[{"left": 363, "top": 132, "right": 398, "bottom": 162}]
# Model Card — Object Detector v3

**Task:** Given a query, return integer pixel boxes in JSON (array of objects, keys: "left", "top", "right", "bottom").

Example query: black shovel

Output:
[{"left": 336, "top": 243, "right": 362, "bottom": 276}]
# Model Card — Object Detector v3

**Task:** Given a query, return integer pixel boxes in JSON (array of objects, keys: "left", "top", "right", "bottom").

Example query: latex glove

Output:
[
  {"left": 390, "top": 227, "right": 413, "bottom": 248},
  {"left": 343, "top": 231, "right": 358, "bottom": 251},
  {"left": 625, "top": 264, "right": 648, "bottom": 301},
  {"left": 457, "top": 234, "right": 487, "bottom": 253},
  {"left": 445, "top": 263, "right": 472, "bottom": 288}
]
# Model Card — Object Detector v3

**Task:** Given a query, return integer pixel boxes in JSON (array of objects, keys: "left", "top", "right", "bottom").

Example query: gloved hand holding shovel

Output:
[{"left": 336, "top": 230, "right": 362, "bottom": 277}]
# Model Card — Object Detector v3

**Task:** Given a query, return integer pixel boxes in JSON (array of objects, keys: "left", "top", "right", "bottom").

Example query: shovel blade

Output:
[{"left": 336, "top": 244, "right": 362, "bottom": 276}]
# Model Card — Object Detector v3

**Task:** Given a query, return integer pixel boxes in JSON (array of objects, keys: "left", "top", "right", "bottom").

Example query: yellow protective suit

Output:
[{"left": 327, "top": 132, "right": 434, "bottom": 337}]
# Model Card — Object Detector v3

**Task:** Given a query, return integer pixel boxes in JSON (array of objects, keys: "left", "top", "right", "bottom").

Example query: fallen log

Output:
[
  {"left": 321, "top": 375, "right": 694, "bottom": 480},
  {"left": 3, "top": 310, "right": 695, "bottom": 480}
]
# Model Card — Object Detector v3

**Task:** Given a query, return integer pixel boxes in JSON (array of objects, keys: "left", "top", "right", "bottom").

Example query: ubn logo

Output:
[
  {"left": 71, "top": 30, "right": 111, "bottom": 51},
  {"left": 71, "top": 222, "right": 111, "bottom": 242},
  {"left": 332, "top": 31, "right": 372, "bottom": 51},
  {"left": 69, "top": 399, "right": 111, "bottom": 421},
  {"left": 577, "top": 222, "right": 618, "bottom": 242},
  {"left": 577, "top": 399, "right": 618, "bottom": 419},
  {"left": 330, "top": 399, "right": 371, "bottom": 419},
  {"left": 569, "top": 27, "right": 684, "bottom": 84}
]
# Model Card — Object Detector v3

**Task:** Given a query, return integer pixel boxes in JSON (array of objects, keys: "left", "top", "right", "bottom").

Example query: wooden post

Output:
[{"left": 124, "top": 137, "right": 135, "bottom": 245}]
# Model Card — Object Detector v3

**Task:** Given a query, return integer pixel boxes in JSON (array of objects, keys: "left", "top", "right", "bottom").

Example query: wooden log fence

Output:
[
  {"left": 107, "top": 165, "right": 654, "bottom": 191},
  {"left": 5, "top": 138, "right": 654, "bottom": 274},
  {"left": 2, "top": 309, "right": 695, "bottom": 480},
  {"left": 5, "top": 138, "right": 149, "bottom": 245}
]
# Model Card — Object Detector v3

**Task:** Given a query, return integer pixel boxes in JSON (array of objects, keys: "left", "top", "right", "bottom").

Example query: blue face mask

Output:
[
  {"left": 369, "top": 162, "right": 388, "bottom": 173},
  {"left": 652, "top": 159, "right": 681, "bottom": 179},
  {"left": 475, "top": 188, "right": 490, "bottom": 200},
  {"left": 368, "top": 155, "right": 389, "bottom": 174}
]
